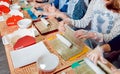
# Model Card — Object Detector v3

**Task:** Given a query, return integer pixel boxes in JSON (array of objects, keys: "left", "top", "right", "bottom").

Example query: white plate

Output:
[
  {"left": 10, "top": 41, "right": 50, "bottom": 68},
  {"left": 9, "top": 10, "right": 24, "bottom": 17},
  {"left": 10, "top": 4, "right": 21, "bottom": 10},
  {"left": 2, "top": 29, "right": 35, "bottom": 45}
]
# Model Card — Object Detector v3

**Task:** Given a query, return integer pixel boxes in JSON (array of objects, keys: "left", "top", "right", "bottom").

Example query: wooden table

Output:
[
  {"left": 1, "top": 25, "right": 115, "bottom": 74},
  {"left": 3, "top": 37, "right": 115, "bottom": 74},
  {"left": 0, "top": 15, "right": 91, "bottom": 74},
  {"left": 4, "top": 39, "right": 91, "bottom": 74},
  {"left": 0, "top": 4, "right": 116, "bottom": 74}
]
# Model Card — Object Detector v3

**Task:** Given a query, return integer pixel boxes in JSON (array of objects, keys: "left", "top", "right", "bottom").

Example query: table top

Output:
[
  {"left": 0, "top": 2, "right": 116, "bottom": 74},
  {"left": 1, "top": 22, "right": 114, "bottom": 74},
  {"left": 0, "top": 14, "right": 91, "bottom": 74}
]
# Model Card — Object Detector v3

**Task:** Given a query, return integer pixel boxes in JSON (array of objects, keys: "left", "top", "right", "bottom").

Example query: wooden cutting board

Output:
[{"left": 34, "top": 18, "right": 59, "bottom": 34}]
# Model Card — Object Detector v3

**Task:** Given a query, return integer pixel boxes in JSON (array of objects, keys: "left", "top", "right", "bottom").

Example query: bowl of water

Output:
[
  {"left": 37, "top": 53, "right": 59, "bottom": 72},
  {"left": 17, "top": 19, "right": 32, "bottom": 29}
]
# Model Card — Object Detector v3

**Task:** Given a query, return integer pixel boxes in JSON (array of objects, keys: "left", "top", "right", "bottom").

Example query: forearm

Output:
[
  {"left": 89, "top": 27, "right": 120, "bottom": 43},
  {"left": 87, "top": 31, "right": 103, "bottom": 42}
]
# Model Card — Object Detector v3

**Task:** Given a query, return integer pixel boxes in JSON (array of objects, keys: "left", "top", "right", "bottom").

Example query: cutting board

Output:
[{"left": 34, "top": 18, "right": 59, "bottom": 34}]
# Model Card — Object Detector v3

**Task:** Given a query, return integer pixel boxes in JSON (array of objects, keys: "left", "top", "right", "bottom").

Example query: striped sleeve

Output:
[{"left": 70, "top": 0, "right": 96, "bottom": 28}]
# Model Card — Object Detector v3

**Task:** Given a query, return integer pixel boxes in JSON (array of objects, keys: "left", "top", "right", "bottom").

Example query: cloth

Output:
[{"left": 27, "top": 9, "right": 37, "bottom": 20}]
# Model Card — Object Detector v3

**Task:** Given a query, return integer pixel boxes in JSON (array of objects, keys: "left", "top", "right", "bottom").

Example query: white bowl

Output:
[
  {"left": 37, "top": 53, "right": 59, "bottom": 72},
  {"left": 17, "top": 19, "right": 32, "bottom": 29},
  {"left": 9, "top": 10, "right": 24, "bottom": 17},
  {"left": 10, "top": 4, "right": 21, "bottom": 10}
]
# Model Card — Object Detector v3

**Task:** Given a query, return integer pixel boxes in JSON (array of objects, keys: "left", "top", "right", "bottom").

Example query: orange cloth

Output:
[{"left": 14, "top": 36, "right": 36, "bottom": 50}]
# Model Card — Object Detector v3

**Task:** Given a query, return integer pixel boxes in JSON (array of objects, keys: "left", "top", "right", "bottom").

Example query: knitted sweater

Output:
[{"left": 70, "top": 0, "right": 120, "bottom": 43}]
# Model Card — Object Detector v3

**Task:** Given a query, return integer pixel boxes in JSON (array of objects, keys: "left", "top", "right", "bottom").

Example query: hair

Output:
[{"left": 106, "top": 0, "right": 120, "bottom": 13}]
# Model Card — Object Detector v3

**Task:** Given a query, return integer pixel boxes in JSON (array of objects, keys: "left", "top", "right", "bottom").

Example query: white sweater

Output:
[{"left": 70, "top": 0, "right": 120, "bottom": 43}]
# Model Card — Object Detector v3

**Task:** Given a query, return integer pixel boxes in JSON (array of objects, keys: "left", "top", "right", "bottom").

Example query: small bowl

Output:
[
  {"left": 37, "top": 53, "right": 59, "bottom": 72},
  {"left": 9, "top": 10, "right": 24, "bottom": 17},
  {"left": 17, "top": 19, "right": 32, "bottom": 29},
  {"left": 10, "top": 4, "right": 21, "bottom": 10}
]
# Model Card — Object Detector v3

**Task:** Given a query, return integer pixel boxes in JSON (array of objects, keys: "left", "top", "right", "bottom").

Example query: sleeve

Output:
[
  {"left": 103, "top": 17, "right": 120, "bottom": 43},
  {"left": 93, "top": 16, "right": 120, "bottom": 43},
  {"left": 108, "top": 35, "right": 120, "bottom": 51},
  {"left": 70, "top": 0, "right": 96, "bottom": 28}
]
